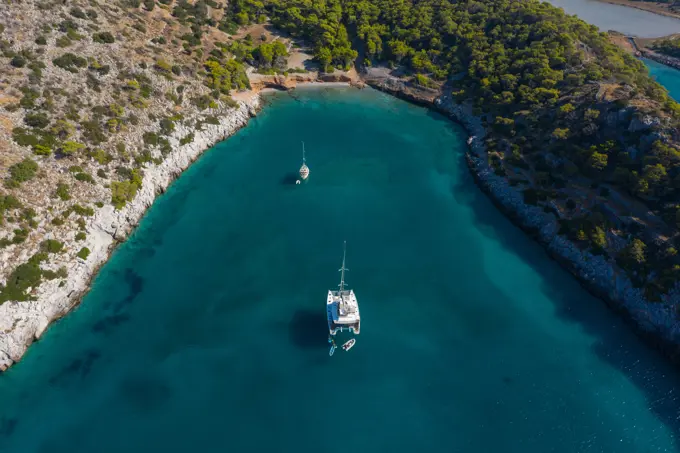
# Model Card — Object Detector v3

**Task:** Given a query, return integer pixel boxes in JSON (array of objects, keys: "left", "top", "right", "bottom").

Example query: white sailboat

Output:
[{"left": 299, "top": 141, "right": 310, "bottom": 181}]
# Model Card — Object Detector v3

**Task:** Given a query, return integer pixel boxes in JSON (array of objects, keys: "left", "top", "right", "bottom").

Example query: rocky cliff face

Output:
[{"left": 0, "top": 98, "right": 259, "bottom": 371}]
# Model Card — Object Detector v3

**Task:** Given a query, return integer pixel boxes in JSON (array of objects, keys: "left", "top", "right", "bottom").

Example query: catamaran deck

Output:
[{"left": 327, "top": 289, "right": 360, "bottom": 335}]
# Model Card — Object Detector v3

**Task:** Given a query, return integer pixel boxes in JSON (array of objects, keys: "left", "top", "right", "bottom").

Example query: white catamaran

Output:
[
  {"left": 326, "top": 242, "right": 361, "bottom": 339},
  {"left": 299, "top": 141, "right": 310, "bottom": 181}
]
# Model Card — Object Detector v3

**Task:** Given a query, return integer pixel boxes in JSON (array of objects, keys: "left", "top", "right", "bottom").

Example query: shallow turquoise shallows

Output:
[
  {"left": 646, "top": 58, "right": 680, "bottom": 101},
  {"left": 1, "top": 88, "right": 680, "bottom": 453}
]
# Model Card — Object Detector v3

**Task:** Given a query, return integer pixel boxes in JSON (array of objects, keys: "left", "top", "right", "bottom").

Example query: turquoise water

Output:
[
  {"left": 646, "top": 58, "right": 680, "bottom": 100},
  {"left": 1, "top": 88, "right": 680, "bottom": 453}
]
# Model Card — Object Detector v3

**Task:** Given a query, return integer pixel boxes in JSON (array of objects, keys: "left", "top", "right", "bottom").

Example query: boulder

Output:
[{"left": 629, "top": 114, "right": 660, "bottom": 133}]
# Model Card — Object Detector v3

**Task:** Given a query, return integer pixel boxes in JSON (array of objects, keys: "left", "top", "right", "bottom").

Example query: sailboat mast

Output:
[
  {"left": 339, "top": 241, "right": 348, "bottom": 292},
  {"left": 302, "top": 141, "right": 306, "bottom": 164}
]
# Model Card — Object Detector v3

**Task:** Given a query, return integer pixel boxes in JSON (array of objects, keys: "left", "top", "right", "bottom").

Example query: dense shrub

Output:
[
  {"left": 56, "top": 36, "right": 73, "bottom": 48},
  {"left": 53, "top": 53, "right": 87, "bottom": 72},
  {"left": 7, "top": 158, "right": 39, "bottom": 185},
  {"left": 77, "top": 247, "right": 90, "bottom": 260},
  {"left": 56, "top": 183, "right": 71, "bottom": 201},
  {"left": 60, "top": 141, "right": 85, "bottom": 156},
  {"left": 10, "top": 55, "right": 26, "bottom": 68},
  {"left": 71, "top": 204, "right": 94, "bottom": 216},
  {"left": 0, "top": 254, "right": 44, "bottom": 303},
  {"left": 80, "top": 120, "right": 107, "bottom": 144},
  {"left": 74, "top": 172, "right": 95, "bottom": 184},
  {"left": 24, "top": 112, "right": 50, "bottom": 129},
  {"left": 111, "top": 168, "right": 143, "bottom": 209},
  {"left": 70, "top": 7, "right": 87, "bottom": 18},
  {"left": 93, "top": 32, "right": 115, "bottom": 44},
  {"left": 41, "top": 239, "right": 64, "bottom": 254},
  {"left": 180, "top": 133, "right": 194, "bottom": 145}
]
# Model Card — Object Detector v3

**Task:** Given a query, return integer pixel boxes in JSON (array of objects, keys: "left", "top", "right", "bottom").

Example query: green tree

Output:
[
  {"left": 61, "top": 141, "right": 86, "bottom": 156},
  {"left": 626, "top": 239, "right": 647, "bottom": 265},
  {"left": 317, "top": 47, "right": 332, "bottom": 72},
  {"left": 591, "top": 226, "right": 607, "bottom": 249},
  {"left": 552, "top": 128, "right": 569, "bottom": 140},
  {"left": 587, "top": 152, "right": 608, "bottom": 172}
]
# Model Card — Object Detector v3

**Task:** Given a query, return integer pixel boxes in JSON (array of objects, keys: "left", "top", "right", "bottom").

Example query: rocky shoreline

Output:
[
  {"left": 639, "top": 49, "right": 680, "bottom": 71},
  {"left": 3, "top": 73, "right": 680, "bottom": 372},
  {"left": 0, "top": 97, "right": 260, "bottom": 371},
  {"left": 366, "top": 75, "right": 680, "bottom": 366}
]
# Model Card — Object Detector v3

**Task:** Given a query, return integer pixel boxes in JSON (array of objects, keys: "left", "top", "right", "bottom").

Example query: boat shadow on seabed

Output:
[
  {"left": 279, "top": 172, "right": 301, "bottom": 186},
  {"left": 288, "top": 309, "right": 328, "bottom": 350}
]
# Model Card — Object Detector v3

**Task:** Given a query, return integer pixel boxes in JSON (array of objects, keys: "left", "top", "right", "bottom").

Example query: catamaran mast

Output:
[{"left": 339, "top": 241, "right": 348, "bottom": 292}]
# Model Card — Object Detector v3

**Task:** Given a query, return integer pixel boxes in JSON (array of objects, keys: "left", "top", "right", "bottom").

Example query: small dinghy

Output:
[
  {"left": 328, "top": 336, "right": 336, "bottom": 356},
  {"left": 341, "top": 338, "right": 356, "bottom": 352}
]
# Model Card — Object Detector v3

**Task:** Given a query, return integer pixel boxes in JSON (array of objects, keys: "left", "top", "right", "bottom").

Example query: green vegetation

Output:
[
  {"left": 42, "top": 267, "right": 68, "bottom": 281},
  {"left": 41, "top": 239, "right": 64, "bottom": 254},
  {"left": 111, "top": 168, "right": 143, "bottom": 209},
  {"left": 74, "top": 172, "right": 95, "bottom": 184},
  {"left": 0, "top": 253, "right": 45, "bottom": 303},
  {"left": 60, "top": 141, "right": 85, "bottom": 156},
  {"left": 652, "top": 38, "right": 680, "bottom": 59},
  {"left": 204, "top": 58, "right": 250, "bottom": 93},
  {"left": 77, "top": 247, "right": 91, "bottom": 260},
  {"left": 24, "top": 113, "right": 50, "bottom": 129},
  {"left": 210, "top": 0, "right": 680, "bottom": 298},
  {"left": 52, "top": 53, "right": 87, "bottom": 72},
  {"left": 56, "top": 183, "right": 71, "bottom": 201},
  {"left": 252, "top": 41, "right": 288, "bottom": 70},
  {"left": 10, "top": 55, "right": 26, "bottom": 68},
  {"left": 3, "top": 0, "right": 680, "bottom": 307},
  {"left": 93, "top": 32, "right": 115, "bottom": 44},
  {"left": 70, "top": 6, "right": 87, "bottom": 19},
  {"left": 0, "top": 195, "right": 22, "bottom": 226},
  {"left": 6, "top": 158, "right": 39, "bottom": 187},
  {"left": 71, "top": 204, "right": 94, "bottom": 216},
  {"left": 0, "top": 228, "right": 29, "bottom": 249},
  {"left": 180, "top": 132, "right": 195, "bottom": 145}
]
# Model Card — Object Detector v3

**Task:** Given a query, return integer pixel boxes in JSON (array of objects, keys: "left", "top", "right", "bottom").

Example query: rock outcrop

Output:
[{"left": 640, "top": 49, "right": 680, "bottom": 71}]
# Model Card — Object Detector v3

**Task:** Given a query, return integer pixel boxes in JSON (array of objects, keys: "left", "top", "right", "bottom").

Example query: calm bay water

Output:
[
  {"left": 544, "top": 0, "right": 680, "bottom": 37},
  {"left": 1, "top": 88, "right": 680, "bottom": 453}
]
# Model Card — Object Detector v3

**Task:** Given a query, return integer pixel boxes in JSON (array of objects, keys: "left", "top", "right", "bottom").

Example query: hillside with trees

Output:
[
  {"left": 652, "top": 36, "right": 680, "bottom": 59},
  {"left": 2, "top": 0, "right": 680, "bottom": 306},
  {"left": 223, "top": 0, "right": 680, "bottom": 300}
]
